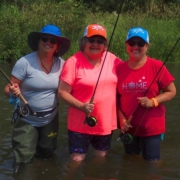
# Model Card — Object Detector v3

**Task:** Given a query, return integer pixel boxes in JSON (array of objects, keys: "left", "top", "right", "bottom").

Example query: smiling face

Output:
[
  {"left": 126, "top": 37, "right": 149, "bottom": 61},
  {"left": 38, "top": 34, "right": 59, "bottom": 55},
  {"left": 83, "top": 35, "right": 106, "bottom": 60}
]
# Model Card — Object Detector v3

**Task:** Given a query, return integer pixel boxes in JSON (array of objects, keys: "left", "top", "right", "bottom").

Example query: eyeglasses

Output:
[
  {"left": 40, "top": 35, "right": 58, "bottom": 44},
  {"left": 127, "top": 40, "right": 146, "bottom": 47},
  {"left": 87, "top": 38, "right": 105, "bottom": 45}
]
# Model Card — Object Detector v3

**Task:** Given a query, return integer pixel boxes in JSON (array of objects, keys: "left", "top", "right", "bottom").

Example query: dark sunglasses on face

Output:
[
  {"left": 127, "top": 40, "right": 146, "bottom": 47},
  {"left": 87, "top": 38, "right": 105, "bottom": 45},
  {"left": 40, "top": 35, "right": 58, "bottom": 44}
]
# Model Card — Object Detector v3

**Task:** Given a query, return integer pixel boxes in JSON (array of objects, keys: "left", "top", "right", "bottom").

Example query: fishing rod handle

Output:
[
  {"left": 127, "top": 116, "right": 133, "bottom": 124},
  {"left": 0, "top": 68, "right": 36, "bottom": 115},
  {"left": 19, "top": 94, "right": 28, "bottom": 104},
  {"left": 89, "top": 96, "right": 94, "bottom": 104}
]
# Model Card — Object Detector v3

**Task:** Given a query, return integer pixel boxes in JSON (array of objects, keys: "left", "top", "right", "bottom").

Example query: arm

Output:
[
  {"left": 155, "top": 82, "right": 176, "bottom": 104},
  {"left": 117, "top": 102, "right": 132, "bottom": 134},
  {"left": 58, "top": 81, "right": 94, "bottom": 114},
  {"left": 138, "top": 82, "right": 176, "bottom": 108}
]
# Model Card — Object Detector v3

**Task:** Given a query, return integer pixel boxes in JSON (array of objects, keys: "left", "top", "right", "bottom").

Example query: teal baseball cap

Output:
[
  {"left": 126, "top": 27, "right": 149, "bottom": 43},
  {"left": 28, "top": 24, "right": 70, "bottom": 56}
]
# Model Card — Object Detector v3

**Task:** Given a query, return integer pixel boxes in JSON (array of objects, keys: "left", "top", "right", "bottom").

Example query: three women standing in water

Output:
[{"left": 4, "top": 24, "right": 176, "bottom": 166}]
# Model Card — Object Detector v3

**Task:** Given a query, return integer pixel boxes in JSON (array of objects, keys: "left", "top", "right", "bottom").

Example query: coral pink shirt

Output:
[
  {"left": 60, "top": 51, "right": 123, "bottom": 135},
  {"left": 117, "top": 57, "right": 175, "bottom": 136}
]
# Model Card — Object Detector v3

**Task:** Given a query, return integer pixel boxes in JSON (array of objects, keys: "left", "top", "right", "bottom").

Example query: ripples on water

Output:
[{"left": 0, "top": 64, "right": 180, "bottom": 180}]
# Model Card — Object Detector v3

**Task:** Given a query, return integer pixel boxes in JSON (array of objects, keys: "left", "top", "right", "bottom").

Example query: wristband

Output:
[
  {"left": 9, "top": 94, "right": 19, "bottom": 105},
  {"left": 151, "top": 98, "right": 158, "bottom": 107}
]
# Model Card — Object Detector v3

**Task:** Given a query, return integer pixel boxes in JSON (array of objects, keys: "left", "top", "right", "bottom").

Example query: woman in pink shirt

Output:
[
  {"left": 58, "top": 24, "right": 123, "bottom": 161},
  {"left": 117, "top": 26, "right": 176, "bottom": 161}
]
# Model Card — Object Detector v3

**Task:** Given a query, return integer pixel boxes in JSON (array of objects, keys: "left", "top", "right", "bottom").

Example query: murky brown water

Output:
[{"left": 0, "top": 63, "right": 180, "bottom": 180}]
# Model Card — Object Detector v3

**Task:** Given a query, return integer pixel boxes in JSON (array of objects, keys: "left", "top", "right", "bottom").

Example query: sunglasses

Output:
[
  {"left": 40, "top": 35, "right": 58, "bottom": 44},
  {"left": 87, "top": 38, "right": 105, "bottom": 45},
  {"left": 127, "top": 40, "right": 146, "bottom": 47}
]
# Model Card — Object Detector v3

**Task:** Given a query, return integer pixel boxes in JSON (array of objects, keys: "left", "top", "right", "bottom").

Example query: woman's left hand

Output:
[{"left": 138, "top": 96, "right": 154, "bottom": 108}]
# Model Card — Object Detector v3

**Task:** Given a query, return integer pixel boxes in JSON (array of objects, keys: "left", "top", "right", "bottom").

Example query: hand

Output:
[
  {"left": 138, "top": 96, "right": 154, "bottom": 108},
  {"left": 9, "top": 83, "right": 21, "bottom": 97},
  {"left": 120, "top": 119, "right": 132, "bottom": 134},
  {"left": 81, "top": 102, "right": 94, "bottom": 115}
]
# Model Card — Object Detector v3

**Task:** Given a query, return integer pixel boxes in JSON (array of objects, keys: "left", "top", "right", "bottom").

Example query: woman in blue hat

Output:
[
  {"left": 4, "top": 24, "right": 70, "bottom": 170},
  {"left": 117, "top": 26, "right": 176, "bottom": 161}
]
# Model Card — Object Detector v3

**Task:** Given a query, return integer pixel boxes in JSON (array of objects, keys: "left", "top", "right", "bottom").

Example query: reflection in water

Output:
[{"left": 0, "top": 64, "right": 180, "bottom": 180}]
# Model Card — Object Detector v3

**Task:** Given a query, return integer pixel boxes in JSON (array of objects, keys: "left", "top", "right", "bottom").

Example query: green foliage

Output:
[
  {"left": 0, "top": 5, "right": 26, "bottom": 63},
  {"left": 0, "top": 1, "right": 87, "bottom": 63},
  {"left": 75, "top": 0, "right": 180, "bottom": 18},
  {"left": 0, "top": 0, "right": 179, "bottom": 63}
]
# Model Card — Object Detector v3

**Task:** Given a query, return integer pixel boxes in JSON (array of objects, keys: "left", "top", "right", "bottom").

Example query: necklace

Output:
[{"left": 38, "top": 54, "right": 53, "bottom": 74}]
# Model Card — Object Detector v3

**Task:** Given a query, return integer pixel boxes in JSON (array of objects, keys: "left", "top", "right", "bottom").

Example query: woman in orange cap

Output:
[{"left": 58, "top": 24, "right": 123, "bottom": 162}]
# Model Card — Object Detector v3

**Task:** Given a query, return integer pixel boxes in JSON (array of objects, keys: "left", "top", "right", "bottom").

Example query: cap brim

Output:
[
  {"left": 86, "top": 34, "right": 107, "bottom": 40},
  {"left": 126, "top": 36, "right": 148, "bottom": 43},
  {"left": 28, "top": 32, "right": 71, "bottom": 56}
]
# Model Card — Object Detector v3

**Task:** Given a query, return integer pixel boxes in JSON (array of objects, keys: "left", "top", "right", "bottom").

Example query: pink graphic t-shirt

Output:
[
  {"left": 117, "top": 57, "right": 175, "bottom": 136},
  {"left": 60, "top": 51, "right": 123, "bottom": 135}
]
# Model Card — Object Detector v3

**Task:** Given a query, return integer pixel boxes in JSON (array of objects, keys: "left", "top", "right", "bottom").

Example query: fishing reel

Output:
[
  {"left": 118, "top": 133, "right": 133, "bottom": 144},
  {"left": 18, "top": 106, "right": 30, "bottom": 117},
  {"left": 84, "top": 116, "right": 97, "bottom": 127}
]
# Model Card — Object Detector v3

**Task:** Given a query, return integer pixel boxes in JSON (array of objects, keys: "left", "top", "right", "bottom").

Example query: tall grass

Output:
[{"left": 0, "top": 1, "right": 179, "bottom": 63}]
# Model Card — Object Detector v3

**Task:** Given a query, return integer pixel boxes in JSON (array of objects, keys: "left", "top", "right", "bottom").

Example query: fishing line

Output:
[
  {"left": 119, "top": 36, "right": 180, "bottom": 144},
  {"left": 0, "top": 68, "right": 36, "bottom": 116},
  {"left": 84, "top": 0, "right": 125, "bottom": 127}
]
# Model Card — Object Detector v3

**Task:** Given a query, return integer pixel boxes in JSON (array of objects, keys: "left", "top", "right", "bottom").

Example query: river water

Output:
[{"left": 0, "top": 63, "right": 180, "bottom": 180}]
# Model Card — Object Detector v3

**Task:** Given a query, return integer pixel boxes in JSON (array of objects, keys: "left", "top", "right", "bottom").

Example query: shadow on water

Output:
[{"left": 0, "top": 63, "right": 180, "bottom": 180}]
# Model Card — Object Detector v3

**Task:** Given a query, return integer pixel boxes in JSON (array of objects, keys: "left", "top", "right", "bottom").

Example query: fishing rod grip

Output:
[
  {"left": 89, "top": 96, "right": 94, "bottom": 104},
  {"left": 0, "top": 68, "right": 36, "bottom": 115},
  {"left": 127, "top": 116, "right": 133, "bottom": 124},
  {"left": 19, "top": 94, "right": 28, "bottom": 104},
  {"left": 86, "top": 96, "right": 94, "bottom": 117}
]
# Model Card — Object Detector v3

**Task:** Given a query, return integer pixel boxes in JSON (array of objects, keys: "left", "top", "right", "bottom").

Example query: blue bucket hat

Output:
[
  {"left": 28, "top": 24, "right": 70, "bottom": 56},
  {"left": 126, "top": 27, "right": 149, "bottom": 43}
]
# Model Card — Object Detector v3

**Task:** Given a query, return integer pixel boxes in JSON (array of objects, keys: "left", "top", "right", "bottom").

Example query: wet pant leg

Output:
[
  {"left": 12, "top": 118, "right": 38, "bottom": 163},
  {"left": 36, "top": 113, "right": 59, "bottom": 158},
  {"left": 123, "top": 136, "right": 141, "bottom": 154}
]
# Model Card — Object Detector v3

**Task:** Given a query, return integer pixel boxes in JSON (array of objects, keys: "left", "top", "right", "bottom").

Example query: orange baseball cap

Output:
[{"left": 84, "top": 24, "right": 107, "bottom": 40}]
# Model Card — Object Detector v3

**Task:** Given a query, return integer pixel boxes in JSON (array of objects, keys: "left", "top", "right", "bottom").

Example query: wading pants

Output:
[{"left": 12, "top": 113, "right": 59, "bottom": 163}]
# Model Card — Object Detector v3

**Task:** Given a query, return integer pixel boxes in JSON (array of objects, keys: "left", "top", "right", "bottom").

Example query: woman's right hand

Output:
[
  {"left": 120, "top": 119, "right": 132, "bottom": 134},
  {"left": 9, "top": 83, "right": 21, "bottom": 97},
  {"left": 58, "top": 81, "right": 95, "bottom": 113},
  {"left": 81, "top": 102, "right": 94, "bottom": 115}
]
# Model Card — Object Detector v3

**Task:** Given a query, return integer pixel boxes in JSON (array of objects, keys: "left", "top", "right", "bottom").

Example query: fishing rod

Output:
[
  {"left": 119, "top": 36, "right": 180, "bottom": 144},
  {"left": 0, "top": 68, "right": 36, "bottom": 116},
  {"left": 84, "top": 0, "right": 125, "bottom": 127}
]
